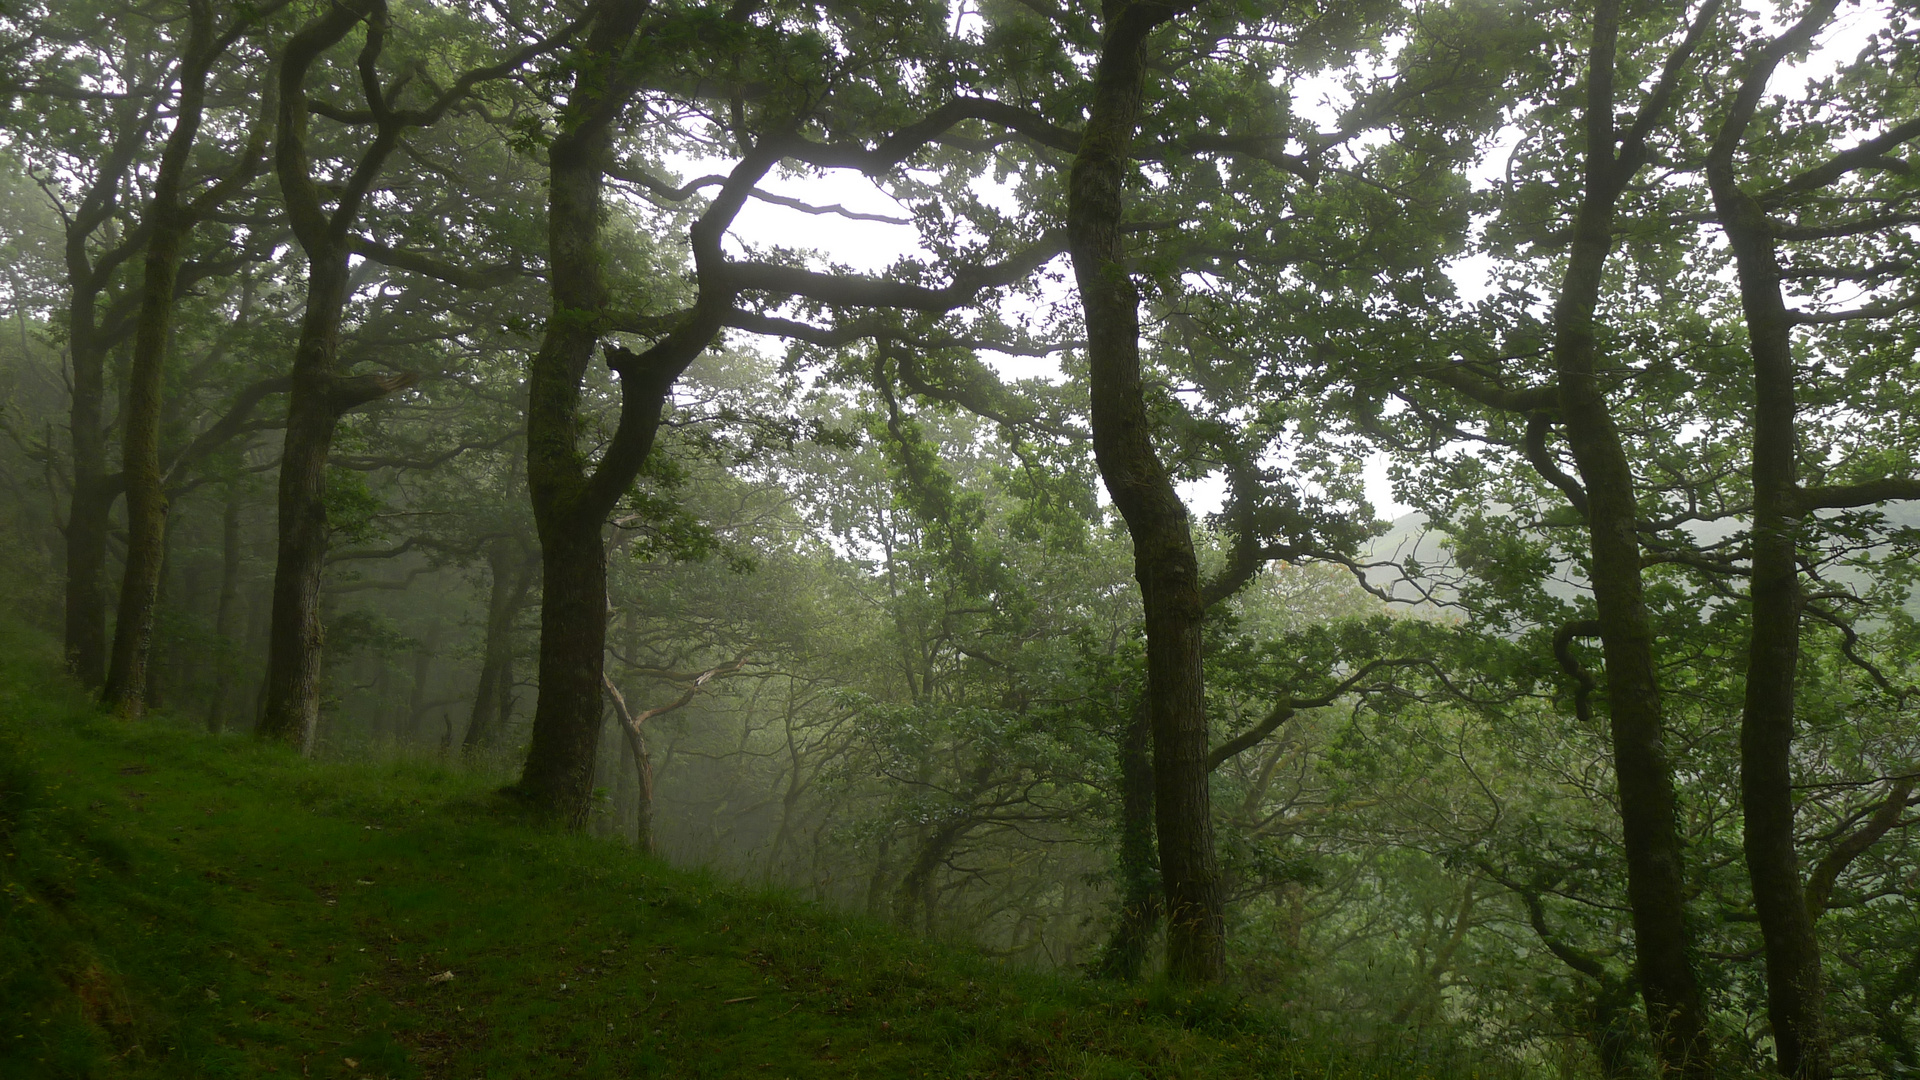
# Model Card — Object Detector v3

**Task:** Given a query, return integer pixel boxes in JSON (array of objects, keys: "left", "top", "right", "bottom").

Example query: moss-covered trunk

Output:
[
  {"left": 1066, "top": 0, "right": 1222, "bottom": 985},
  {"left": 1708, "top": 18, "right": 1837, "bottom": 1067},
  {"left": 1539, "top": 6, "right": 1714, "bottom": 1072},
  {"left": 101, "top": 1, "right": 218, "bottom": 716},
  {"left": 256, "top": 0, "right": 413, "bottom": 751}
]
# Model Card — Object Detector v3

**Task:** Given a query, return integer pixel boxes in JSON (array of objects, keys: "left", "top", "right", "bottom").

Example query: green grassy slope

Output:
[{"left": 0, "top": 626, "right": 1462, "bottom": 1080}]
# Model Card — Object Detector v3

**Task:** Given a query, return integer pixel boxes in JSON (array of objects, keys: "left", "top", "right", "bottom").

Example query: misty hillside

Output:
[{"left": 0, "top": 626, "right": 1465, "bottom": 1080}]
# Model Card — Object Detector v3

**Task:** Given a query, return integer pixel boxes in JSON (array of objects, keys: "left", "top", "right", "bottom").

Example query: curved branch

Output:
[
  {"left": 1526, "top": 411, "right": 1590, "bottom": 517},
  {"left": 1805, "top": 774, "right": 1918, "bottom": 920},
  {"left": 1553, "top": 619, "right": 1603, "bottom": 726},
  {"left": 1207, "top": 657, "right": 1462, "bottom": 770},
  {"left": 160, "top": 375, "right": 291, "bottom": 489},
  {"left": 1795, "top": 478, "right": 1920, "bottom": 513},
  {"left": 328, "top": 370, "right": 419, "bottom": 414},
  {"left": 1762, "top": 116, "right": 1920, "bottom": 204},
  {"left": 348, "top": 235, "right": 528, "bottom": 289},
  {"left": 1418, "top": 363, "right": 1558, "bottom": 414},
  {"left": 724, "top": 231, "right": 1065, "bottom": 311}
]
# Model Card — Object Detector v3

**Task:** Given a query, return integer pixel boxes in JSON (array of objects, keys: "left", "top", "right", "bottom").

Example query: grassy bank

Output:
[{"left": 0, "top": 625, "right": 1469, "bottom": 1079}]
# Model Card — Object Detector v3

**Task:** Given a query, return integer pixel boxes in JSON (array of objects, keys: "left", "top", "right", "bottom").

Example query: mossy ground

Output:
[{"left": 1, "top": 624, "right": 1482, "bottom": 1079}]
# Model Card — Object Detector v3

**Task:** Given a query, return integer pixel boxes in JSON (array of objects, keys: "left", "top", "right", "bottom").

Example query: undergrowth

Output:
[{"left": 0, "top": 622, "right": 1496, "bottom": 1079}]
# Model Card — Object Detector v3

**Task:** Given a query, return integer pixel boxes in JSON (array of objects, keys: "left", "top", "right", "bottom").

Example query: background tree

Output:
[{"left": 257, "top": 0, "right": 555, "bottom": 749}]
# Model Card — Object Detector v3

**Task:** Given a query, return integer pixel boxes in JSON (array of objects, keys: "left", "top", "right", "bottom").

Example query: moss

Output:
[{"left": 0, "top": 620, "right": 1498, "bottom": 1079}]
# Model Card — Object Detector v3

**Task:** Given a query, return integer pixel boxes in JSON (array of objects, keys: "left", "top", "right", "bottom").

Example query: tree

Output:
[
  {"left": 510, "top": 0, "right": 1062, "bottom": 823},
  {"left": 257, "top": 0, "right": 556, "bottom": 749},
  {"left": 1064, "top": 0, "right": 1231, "bottom": 984},
  {"left": 102, "top": 0, "right": 278, "bottom": 716},
  {"left": 13, "top": 1, "right": 174, "bottom": 685},
  {"left": 1398, "top": 4, "right": 1727, "bottom": 1069},
  {"left": 1704, "top": 4, "right": 1920, "bottom": 1074}
]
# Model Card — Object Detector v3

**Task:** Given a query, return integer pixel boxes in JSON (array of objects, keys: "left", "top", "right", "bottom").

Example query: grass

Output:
[{"left": 0, "top": 623, "right": 1471, "bottom": 1079}]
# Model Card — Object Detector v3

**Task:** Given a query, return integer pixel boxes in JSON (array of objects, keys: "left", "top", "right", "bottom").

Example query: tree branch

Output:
[
  {"left": 1805, "top": 774, "right": 1917, "bottom": 920},
  {"left": 1794, "top": 478, "right": 1920, "bottom": 513},
  {"left": 348, "top": 235, "right": 528, "bottom": 289},
  {"left": 1762, "top": 116, "right": 1920, "bottom": 204},
  {"left": 159, "top": 375, "right": 291, "bottom": 490}
]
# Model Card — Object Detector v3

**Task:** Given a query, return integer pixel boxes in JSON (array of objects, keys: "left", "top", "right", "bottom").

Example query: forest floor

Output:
[{"left": 0, "top": 623, "right": 1466, "bottom": 1080}]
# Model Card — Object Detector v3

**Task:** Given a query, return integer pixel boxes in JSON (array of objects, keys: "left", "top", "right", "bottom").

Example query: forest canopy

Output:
[{"left": 1, "top": 0, "right": 1917, "bottom": 1076}]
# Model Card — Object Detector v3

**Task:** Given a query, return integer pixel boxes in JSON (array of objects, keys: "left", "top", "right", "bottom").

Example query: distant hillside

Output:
[{"left": 1362, "top": 502, "right": 1920, "bottom": 617}]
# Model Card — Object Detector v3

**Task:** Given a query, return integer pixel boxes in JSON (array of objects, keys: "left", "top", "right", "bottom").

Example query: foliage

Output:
[
  {"left": 2, "top": 0, "right": 1920, "bottom": 1074},
  {"left": 0, "top": 620, "right": 1517, "bottom": 1080}
]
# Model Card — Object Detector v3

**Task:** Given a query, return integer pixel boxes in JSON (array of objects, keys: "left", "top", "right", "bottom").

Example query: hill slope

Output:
[{"left": 0, "top": 625, "right": 1458, "bottom": 1080}]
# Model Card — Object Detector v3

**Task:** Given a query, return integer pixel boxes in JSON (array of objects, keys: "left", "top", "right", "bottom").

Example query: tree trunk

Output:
[
  {"left": 207, "top": 487, "right": 244, "bottom": 733},
  {"left": 257, "top": 255, "right": 353, "bottom": 748},
  {"left": 101, "top": 2, "right": 216, "bottom": 715},
  {"left": 1870, "top": 949, "right": 1920, "bottom": 1074},
  {"left": 60, "top": 95, "right": 154, "bottom": 688},
  {"left": 464, "top": 537, "right": 535, "bottom": 753},
  {"left": 514, "top": 524, "right": 610, "bottom": 825},
  {"left": 255, "top": 0, "right": 414, "bottom": 751},
  {"left": 895, "top": 818, "right": 969, "bottom": 936},
  {"left": 1389, "top": 882, "right": 1477, "bottom": 1025},
  {"left": 1557, "top": 321, "right": 1710, "bottom": 1080},
  {"left": 866, "top": 834, "right": 893, "bottom": 920},
  {"left": 1066, "top": 0, "right": 1223, "bottom": 985},
  {"left": 64, "top": 336, "right": 112, "bottom": 687},
  {"left": 1700, "top": 6, "right": 1853, "bottom": 1071},
  {"left": 407, "top": 631, "right": 438, "bottom": 746},
  {"left": 1094, "top": 694, "right": 1161, "bottom": 980},
  {"left": 141, "top": 537, "right": 170, "bottom": 711},
  {"left": 1588, "top": 977, "right": 1643, "bottom": 1080},
  {"left": 766, "top": 690, "right": 807, "bottom": 879},
  {"left": 495, "top": 649, "right": 516, "bottom": 740},
  {"left": 1714, "top": 134, "right": 1829, "bottom": 1080},
  {"left": 511, "top": 0, "right": 674, "bottom": 822},
  {"left": 625, "top": 714, "right": 655, "bottom": 855},
  {"left": 1545, "top": 5, "right": 1711, "bottom": 1072}
]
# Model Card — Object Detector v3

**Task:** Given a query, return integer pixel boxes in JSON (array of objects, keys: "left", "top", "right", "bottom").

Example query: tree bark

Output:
[
  {"left": 1549, "top": 3, "right": 1712, "bottom": 1073},
  {"left": 464, "top": 537, "right": 535, "bottom": 753},
  {"left": 141, "top": 536, "right": 171, "bottom": 711},
  {"left": 102, "top": 0, "right": 221, "bottom": 717},
  {"left": 1389, "top": 882, "right": 1477, "bottom": 1026},
  {"left": 406, "top": 631, "right": 438, "bottom": 746},
  {"left": 866, "top": 834, "right": 893, "bottom": 920},
  {"left": 517, "top": 525, "right": 610, "bottom": 821},
  {"left": 895, "top": 815, "right": 972, "bottom": 936},
  {"left": 1557, "top": 291, "right": 1711, "bottom": 1080},
  {"left": 256, "top": 0, "right": 418, "bottom": 750},
  {"left": 65, "top": 345, "right": 113, "bottom": 687},
  {"left": 1094, "top": 694, "right": 1161, "bottom": 980},
  {"left": 602, "top": 660, "right": 742, "bottom": 852},
  {"left": 1515, "top": 882, "right": 1642, "bottom": 1080},
  {"left": 508, "top": 1, "right": 649, "bottom": 823},
  {"left": 1721, "top": 183, "right": 1828, "bottom": 1080},
  {"left": 61, "top": 95, "right": 156, "bottom": 687},
  {"left": 259, "top": 256, "right": 369, "bottom": 747},
  {"left": 1705, "top": 6, "right": 1844, "bottom": 1073},
  {"left": 207, "top": 486, "right": 244, "bottom": 733},
  {"left": 512, "top": 0, "right": 760, "bottom": 822},
  {"left": 1065, "top": 0, "right": 1222, "bottom": 985}
]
